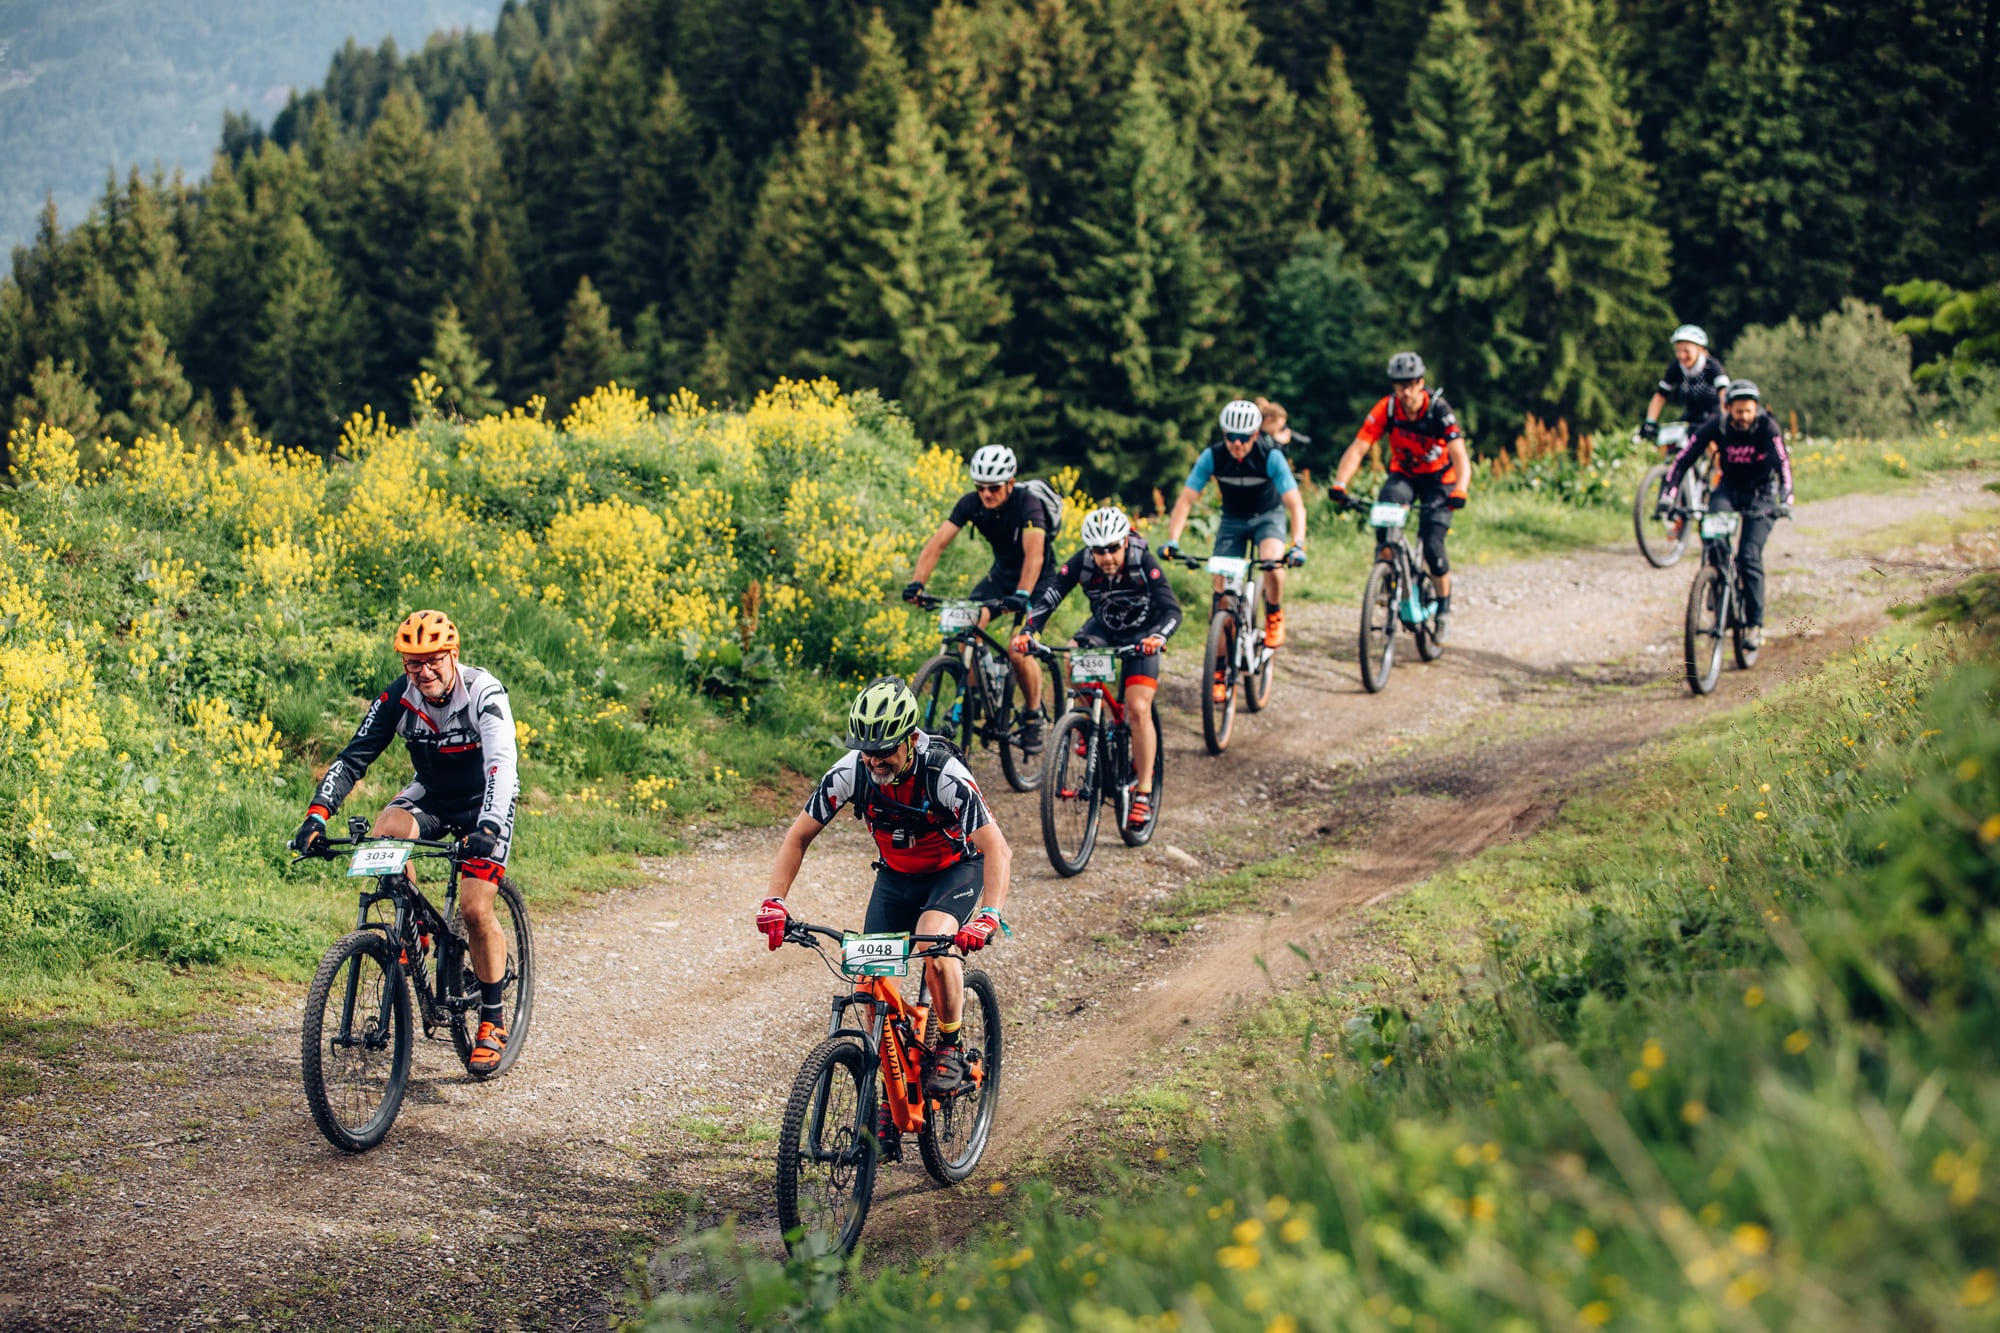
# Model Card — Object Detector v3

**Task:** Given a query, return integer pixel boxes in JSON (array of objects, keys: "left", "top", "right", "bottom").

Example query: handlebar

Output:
[
  {"left": 908, "top": 591, "right": 1026, "bottom": 624},
  {"left": 1171, "top": 554, "right": 1286, "bottom": 571},
  {"left": 785, "top": 921, "right": 962, "bottom": 957},
  {"left": 288, "top": 833, "right": 460, "bottom": 868}
]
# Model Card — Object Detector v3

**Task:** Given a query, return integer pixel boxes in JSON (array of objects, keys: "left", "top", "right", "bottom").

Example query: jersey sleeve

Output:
[
  {"left": 803, "top": 753, "right": 861, "bottom": 825},
  {"left": 945, "top": 492, "right": 979, "bottom": 528},
  {"left": 1026, "top": 547, "right": 1086, "bottom": 634},
  {"left": 1183, "top": 448, "right": 1215, "bottom": 493},
  {"left": 1771, "top": 420, "right": 1794, "bottom": 501},
  {"left": 1657, "top": 362, "right": 1681, "bottom": 397},
  {"left": 310, "top": 681, "right": 404, "bottom": 818},
  {"left": 1354, "top": 398, "right": 1390, "bottom": 445},
  {"left": 934, "top": 756, "right": 993, "bottom": 842},
  {"left": 470, "top": 677, "right": 519, "bottom": 828},
  {"left": 1139, "top": 548, "right": 1183, "bottom": 640},
  {"left": 1266, "top": 449, "right": 1299, "bottom": 496},
  {"left": 1666, "top": 418, "right": 1715, "bottom": 489}
]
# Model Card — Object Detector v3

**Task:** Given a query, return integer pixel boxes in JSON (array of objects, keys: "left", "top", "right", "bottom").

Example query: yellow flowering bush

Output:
[
  {"left": 186, "top": 697, "right": 284, "bottom": 777},
  {"left": 458, "top": 403, "right": 566, "bottom": 492},
  {"left": 541, "top": 493, "right": 737, "bottom": 648},
  {"left": 8, "top": 422, "right": 81, "bottom": 490},
  {"left": 561, "top": 383, "right": 652, "bottom": 442}
]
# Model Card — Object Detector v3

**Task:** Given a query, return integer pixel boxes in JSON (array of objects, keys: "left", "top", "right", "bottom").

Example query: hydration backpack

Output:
[{"left": 1020, "top": 478, "right": 1066, "bottom": 540}]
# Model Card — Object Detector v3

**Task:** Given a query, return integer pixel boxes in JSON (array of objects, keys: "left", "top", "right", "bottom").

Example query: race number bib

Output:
[
  {"left": 1369, "top": 503, "right": 1410, "bottom": 528},
  {"left": 1206, "top": 555, "right": 1249, "bottom": 579},
  {"left": 348, "top": 842, "right": 413, "bottom": 877},
  {"left": 1071, "top": 651, "right": 1118, "bottom": 684},
  {"left": 938, "top": 603, "right": 979, "bottom": 632},
  {"left": 842, "top": 932, "right": 911, "bottom": 978},
  {"left": 1700, "top": 512, "right": 1740, "bottom": 539}
]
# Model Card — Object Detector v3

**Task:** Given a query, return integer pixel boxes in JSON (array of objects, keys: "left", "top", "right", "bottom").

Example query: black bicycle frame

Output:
[
  {"left": 922, "top": 597, "right": 1027, "bottom": 746},
  {"left": 340, "top": 829, "right": 474, "bottom": 1039}
]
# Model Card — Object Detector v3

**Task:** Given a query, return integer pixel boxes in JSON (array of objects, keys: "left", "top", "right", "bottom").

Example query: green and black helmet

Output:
[{"left": 845, "top": 676, "right": 921, "bottom": 753}]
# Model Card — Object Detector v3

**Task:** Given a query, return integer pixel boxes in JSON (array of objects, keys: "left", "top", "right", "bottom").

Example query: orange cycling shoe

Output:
[
  {"left": 469, "top": 1021, "right": 507, "bottom": 1072},
  {"left": 1127, "top": 791, "right": 1152, "bottom": 829},
  {"left": 1263, "top": 607, "right": 1286, "bottom": 648}
]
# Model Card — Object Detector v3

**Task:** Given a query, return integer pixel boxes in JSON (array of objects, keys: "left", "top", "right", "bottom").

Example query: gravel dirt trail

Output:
[{"left": 1, "top": 471, "right": 1993, "bottom": 1332}]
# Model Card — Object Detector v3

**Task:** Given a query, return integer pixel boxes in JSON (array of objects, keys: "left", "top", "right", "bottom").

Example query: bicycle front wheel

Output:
[
  {"left": 1041, "top": 711, "right": 1101, "bottom": 877},
  {"left": 776, "top": 1038, "right": 878, "bottom": 1257},
  {"left": 1684, "top": 565, "right": 1726, "bottom": 695},
  {"left": 1359, "top": 561, "right": 1397, "bottom": 693},
  {"left": 1241, "top": 580, "right": 1273, "bottom": 714},
  {"left": 920, "top": 969, "right": 1003, "bottom": 1184},
  {"left": 911, "top": 655, "right": 971, "bottom": 753},
  {"left": 1201, "top": 607, "right": 1237, "bottom": 754},
  {"left": 1634, "top": 464, "right": 1689, "bottom": 568},
  {"left": 301, "top": 931, "right": 412, "bottom": 1153},
  {"left": 450, "top": 876, "right": 535, "bottom": 1080},
  {"left": 1118, "top": 703, "right": 1164, "bottom": 848}
]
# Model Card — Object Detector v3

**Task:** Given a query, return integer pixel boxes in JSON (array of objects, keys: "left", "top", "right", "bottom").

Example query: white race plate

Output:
[
  {"left": 1206, "top": 555, "right": 1249, "bottom": 578},
  {"left": 1700, "top": 512, "right": 1741, "bottom": 538},
  {"left": 842, "top": 932, "right": 911, "bottom": 978},
  {"left": 1071, "top": 651, "right": 1118, "bottom": 684},
  {"left": 348, "top": 842, "right": 413, "bottom": 877},
  {"left": 1369, "top": 503, "right": 1410, "bottom": 528},
  {"left": 938, "top": 603, "right": 979, "bottom": 632}
]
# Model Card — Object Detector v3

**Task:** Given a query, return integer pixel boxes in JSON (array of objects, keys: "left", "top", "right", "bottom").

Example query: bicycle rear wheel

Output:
[
  {"left": 776, "top": 1038, "right": 878, "bottom": 1257},
  {"left": 450, "top": 877, "right": 535, "bottom": 1080},
  {"left": 920, "top": 969, "right": 1003, "bottom": 1184},
  {"left": 1414, "top": 569, "right": 1445, "bottom": 662},
  {"left": 1634, "top": 464, "right": 1690, "bottom": 568},
  {"left": 1733, "top": 597, "right": 1761, "bottom": 669},
  {"left": 1118, "top": 704, "right": 1164, "bottom": 848},
  {"left": 1241, "top": 580, "right": 1273, "bottom": 713},
  {"left": 1359, "top": 561, "right": 1397, "bottom": 693},
  {"left": 911, "top": 655, "right": 971, "bottom": 752},
  {"left": 301, "top": 931, "right": 412, "bottom": 1153},
  {"left": 1200, "top": 607, "right": 1237, "bottom": 754},
  {"left": 995, "top": 651, "right": 1046, "bottom": 793},
  {"left": 1040, "top": 711, "right": 1101, "bottom": 877},
  {"left": 1684, "top": 565, "right": 1726, "bottom": 695}
]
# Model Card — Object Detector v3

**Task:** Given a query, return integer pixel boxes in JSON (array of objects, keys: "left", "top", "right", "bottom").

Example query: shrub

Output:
[{"left": 1727, "top": 297, "right": 1919, "bottom": 437}]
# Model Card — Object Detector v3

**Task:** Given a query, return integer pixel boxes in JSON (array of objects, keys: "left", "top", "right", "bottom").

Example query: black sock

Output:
[
  {"left": 938, "top": 1020, "right": 963, "bottom": 1048},
  {"left": 1265, "top": 601, "right": 1280, "bottom": 615},
  {"left": 480, "top": 979, "right": 504, "bottom": 1026},
  {"left": 1438, "top": 594, "right": 1452, "bottom": 615}
]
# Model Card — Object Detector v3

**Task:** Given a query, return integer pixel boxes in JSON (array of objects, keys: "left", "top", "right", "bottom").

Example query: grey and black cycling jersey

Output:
[{"left": 311, "top": 664, "right": 520, "bottom": 830}]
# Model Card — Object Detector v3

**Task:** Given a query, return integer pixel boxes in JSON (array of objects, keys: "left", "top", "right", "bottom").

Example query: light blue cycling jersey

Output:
[{"left": 1183, "top": 444, "right": 1298, "bottom": 499}]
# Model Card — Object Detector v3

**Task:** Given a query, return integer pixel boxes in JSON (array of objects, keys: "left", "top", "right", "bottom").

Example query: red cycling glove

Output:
[
  {"left": 1139, "top": 635, "right": 1166, "bottom": 655},
  {"left": 955, "top": 908, "right": 1004, "bottom": 953},
  {"left": 756, "top": 896, "right": 789, "bottom": 951}
]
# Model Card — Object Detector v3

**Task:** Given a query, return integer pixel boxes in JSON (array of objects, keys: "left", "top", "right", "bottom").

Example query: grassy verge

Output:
[{"left": 626, "top": 574, "right": 2000, "bottom": 1332}]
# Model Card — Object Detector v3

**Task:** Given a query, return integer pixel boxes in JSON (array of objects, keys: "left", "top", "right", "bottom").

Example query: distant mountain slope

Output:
[{"left": 0, "top": 0, "right": 491, "bottom": 251}]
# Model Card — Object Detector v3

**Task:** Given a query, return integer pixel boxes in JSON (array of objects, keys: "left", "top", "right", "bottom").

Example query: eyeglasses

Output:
[
  {"left": 974, "top": 482, "right": 1007, "bottom": 495},
  {"left": 1088, "top": 543, "right": 1124, "bottom": 557},
  {"left": 859, "top": 744, "right": 908, "bottom": 772},
  {"left": 403, "top": 654, "right": 452, "bottom": 678},
  {"left": 1223, "top": 430, "right": 1258, "bottom": 444}
]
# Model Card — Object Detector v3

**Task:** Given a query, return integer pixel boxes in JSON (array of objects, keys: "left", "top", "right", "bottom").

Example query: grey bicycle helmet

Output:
[
  {"left": 1725, "top": 380, "right": 1761, "bottom": 404},
  {"left": 845, "top": 676, "right": 921, "bottom": 752},
  {"left": 1387, "top": 351, "right": 1426, "bottom": 382}
]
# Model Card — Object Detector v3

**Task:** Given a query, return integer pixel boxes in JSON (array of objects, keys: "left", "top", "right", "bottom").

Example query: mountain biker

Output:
[
  {"left": 1257, "top": 398, "right": 1311, "bottom": 454},
  {"left": 290, "top": 610, "right": 521, "bottom": 1073},
  {"left": 1328, "top": 353, "right": 1472, "bottom": 642},
  {"left": 906, "top": 445, "right": 1054, "bottom": 753},
  {"left": 1014, "top": 507, "right": 1183, "bottom": 831},
  {"left": 1641, "top": 324, "right": 1729, "bottom": 449},
  {"left": 757, "top": 678, "right": 1010, "bottom": 1102},
  {"left": 1663, "top": 380, "right": 1793, "bottom": 651},
  {"left": 1159, "top": 400, "right": 1308, "bottom": 649}
]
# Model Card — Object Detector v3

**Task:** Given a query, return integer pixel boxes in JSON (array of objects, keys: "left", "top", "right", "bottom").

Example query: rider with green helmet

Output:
[{"left": 756, "top": 677, "right": 1012, "bottom": 1101}]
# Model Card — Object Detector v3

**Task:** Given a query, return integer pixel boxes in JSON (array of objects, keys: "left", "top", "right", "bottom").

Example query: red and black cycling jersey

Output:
[
  {"left": 1669, "top": 408, "right": 1794, "bottom": 502},
  {"left": 803, "top": 733, "right": 992, "bottom": 873},
  {"left": 1656, "top": 353, "right": 1729, "bottom": 422},
  {"left": 1355, "top": 390, "right": 1464, "bottom": 483},
  {"left": 1026, "top": 534, "right": 1182, "bottom": 642}
]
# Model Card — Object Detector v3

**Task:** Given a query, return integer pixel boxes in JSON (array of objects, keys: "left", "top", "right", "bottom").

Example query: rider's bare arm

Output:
[
  {"left": 911, "top": 521, "right": 963, "bottom": 585},
  {"left": 1332, "top": 436, "right": 1373, "bottom": 490},
  {"left": 1644, "top": 390, "right": 1668, "bottom": 424},
  {"left": 767, "top": 812, "right": 827, "bottom": 900},
  {"left": 1447, "top": 439, "right": 1472, "bottom": 499},
  {"left": 1164, "top": 485, "right": 1200, "bottom": 544},
  {"left": 1282, "top": 487, "right": 1308, "bottom": 546},
  {"left": 969, "top": 823, "right": 1011, "bottom": 916},
  {"left": 1017, "top": 526, "right": 1046, "bottom": 593}
]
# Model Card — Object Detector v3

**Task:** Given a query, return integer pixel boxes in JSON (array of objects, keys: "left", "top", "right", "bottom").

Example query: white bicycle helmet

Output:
[
  {"left": 1218, "top": 400, "right": 1262, "bottom": 436},
  {"left": 1079, "top": 506, "right": 1132, "bottom": 548},
  {"left": 1670, "top": 324, "right": 1709, "bottom": 349},
  {"left": 969, "top": 445, "right": 1017, "bottom": 483}
]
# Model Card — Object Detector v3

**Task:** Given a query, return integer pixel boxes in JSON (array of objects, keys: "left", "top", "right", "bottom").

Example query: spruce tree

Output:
[
  {"left": 1492, "top": 0, "right": 1670, "bottom": 431},
  {"left": 1388, "top": 0, "right": 1514, "bottom": 434},
  {"left": 111, "top": 321, "right": 195, "bottom": 440},
  {"left": 604, "top": 67, "right": 700, "bottom": 324},
  {"left": 461, "top": 217, "right": 539, "bottom": 400},
  {"left": 13, "top": 358, "right": 102, "bottom": 440},
  {"left": 1051, "top": 62, "right": 1229, "bottom": 497},
  {"left": 548, "top": 275, "right": 627, "bottom": 412},
  {"left": 850, "top": 12, "right": 914, "bottom": 152},
  {"left": 248, "top": 212, "right": 355, "bottom": 451},
  {"left": 1300, "top": 44, "right": 1386, "bottom": 256},
  {"left": 421, "top": 300, "right": 503, "bottom": 420}
]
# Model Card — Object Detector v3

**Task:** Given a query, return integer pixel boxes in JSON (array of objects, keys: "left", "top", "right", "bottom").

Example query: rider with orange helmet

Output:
[{"left": 291, "top": 610, "right": 521, "bottom": 1072}]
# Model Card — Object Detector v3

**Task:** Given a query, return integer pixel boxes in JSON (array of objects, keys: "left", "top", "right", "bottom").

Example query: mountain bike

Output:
[
  {"left": 292, "top": 821, "right": 534, "bottom": 1152},
  {"left": 1633, "top": 423, "right": 1711, "bottom": 568},
  {"left": 1175, "top": 553, "right": 1285, "bottom": 754},
  {"left": 773, "top": 921, "right": 1003, "bottom": 1256},
  {"left": 1030, "top": 642, "right": 1162, "bottom": 875},
  {"left": 1340, "top": 496, "right": 1443, "bottom": 693},
  {"left": 909, "top": 594, "right": 1044, "bottom": 792},
  {"left": 1683, "top": 507, "right": 1770, "bottom": 695}
]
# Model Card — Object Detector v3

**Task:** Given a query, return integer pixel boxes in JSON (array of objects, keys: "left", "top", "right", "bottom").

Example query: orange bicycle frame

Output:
[{"left": 824, "top": 961, "right": 985, "bottom": 1136}]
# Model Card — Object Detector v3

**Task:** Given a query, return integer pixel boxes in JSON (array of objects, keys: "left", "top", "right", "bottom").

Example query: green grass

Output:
[{"left": 627, "top": 581, "right": 2000, "bottom": 1332}]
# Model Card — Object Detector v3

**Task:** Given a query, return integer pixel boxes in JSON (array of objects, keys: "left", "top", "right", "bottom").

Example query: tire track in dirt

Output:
[{"left": 0, "top": 472, "right": 1991, "bottom": 1330}]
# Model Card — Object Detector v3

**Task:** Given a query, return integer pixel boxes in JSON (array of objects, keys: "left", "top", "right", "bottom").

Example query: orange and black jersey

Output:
[{"left": 1355, "top": 390, "right": 1465, "bottom": 483}]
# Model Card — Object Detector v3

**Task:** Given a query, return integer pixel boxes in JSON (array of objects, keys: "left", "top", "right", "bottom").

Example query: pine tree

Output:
[
  {"left": 13, "top": 358, "right": 102, "bottom": 440},
  {"left": 110, "top": 321, "right": 195, "bottom": 440},
  {"left": 1388, "top": 0, "right": 1514, "bottom": 435},
  {"left": 832, "top": 87, "right": 1032, "bottom": 447},
  {"left": 1257, "top": 233, "right": 1388, "bottom": 443},
  {"left": 461, "top": 217, "right": 539, "bottom": 400},
  {"left": 421, "top": 300, "right": 503, "bottom": 419},
  {"left": 548, "top": 275, "right": 627, "bottom": 412},
  {"left": 247, "top": 212, "right": 355, "bottom": 451},
  {"left": 850, "top": 12, "right": 914, "bottom": 152},
  {"left": 1492, "top": 0, "right": 1670, "bottom": 431},
  {"left": 604, "top": 67, "right": 700, "bottom": 325},
  {"left": 1052, "top": 63, "right": 1229, "bottom": 497},
  {"left": 1300, "top": 44, "right": 1385, "bottom": 256}
]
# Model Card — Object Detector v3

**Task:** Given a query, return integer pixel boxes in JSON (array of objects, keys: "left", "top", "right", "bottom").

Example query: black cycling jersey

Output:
[
  {"left": 946, "top": 486, "right": 1054, "bottom": 580},
  {"left": 1656, "top": 353, "right": 1729, "bottom": 423},
  {"left": 1026, "top": 535, "right": 1182, "bottom": 642},
  {"left": 1669, "top": 408, "right": 1794, "bottom": 501}
]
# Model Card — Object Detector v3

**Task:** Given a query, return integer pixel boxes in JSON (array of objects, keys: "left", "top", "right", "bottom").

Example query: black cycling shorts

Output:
[
  {"left": 385, "top": 788, "right": 515, "bottom": 875},
  {"left": 1073, "top": 617, "right": 1162, "bottom": 689},
  {"left": 1377, "top": 472, "right": 1454, "bottom": 577},
  {"left": 863, "top": 859, "right": 984, "bottom": 935},
  {"left": 970, "top": 565, "right": 1059, "bottom": 612}
]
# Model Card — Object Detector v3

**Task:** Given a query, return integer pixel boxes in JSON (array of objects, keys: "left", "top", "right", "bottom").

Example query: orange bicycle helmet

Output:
[{"left": 394, "top": 610, "right": 460, "bottom": 654}]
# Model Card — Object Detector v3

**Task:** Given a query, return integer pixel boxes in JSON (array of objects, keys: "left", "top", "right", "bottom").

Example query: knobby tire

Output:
[
  {"left": 1415, "top": 570, "right": 1445, "bottom": 663},
  {"left": 1359, "top": 560, "right": 1397, "bottom": 693},
  {"left": 1685, "top": 565, "right": 1726, "bottom": 695},
  {"left": 911, "top": 656, "right": 971, "bottom": 754},
  {"left": 1117, "top": 702, "right": 1164, "bottom": 848},
  {"left": 301, "top": 930, "right": 412, "bottom": 1153},
  {"left": 1201, "top": 607, "right": 1237, "bottom": 754},
  {"left": 1241, "top": 578, "right": 1273, "bottom": 714},
  {"left": 994, "top": 649, "right": 1045, "bottom": 794},
  {"left": 919, "top": 970, "right": 1004, "bottom": 1184},
  {"left": 1634, "top": 463, "right": 1690, "bottom": 568},
  {"left": 1041, "top": 711, "right": 1101, "bottom": 877},
  {"left": 775, "top": 1038, "right": 878, "bottom": 1257}
]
